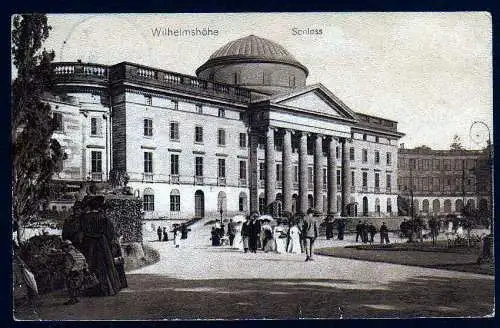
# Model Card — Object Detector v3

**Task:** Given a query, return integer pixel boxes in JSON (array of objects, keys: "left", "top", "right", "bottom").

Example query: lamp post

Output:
[{"left": 470, "top": 121, "right": 493, "bottom": 235}]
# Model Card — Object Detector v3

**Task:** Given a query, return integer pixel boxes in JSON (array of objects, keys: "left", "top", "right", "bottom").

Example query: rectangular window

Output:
[
  {"left": 196, "top": 104, "right": 203, "bottom": 114},
  {"left": 375, "top": 173, "right": 380, "bottom": 188},
  {"left": 170, "top": 154, "right": 179, "bottom": 175},
  {"left": 91, "top": 117, "right": 102, "bottom": 136},
  {"left": 276, "top": 164, "right": 282, "bottom": 181},
  {"left": 336, "top": 146, "right": 339, "bottom": 159},
  {"left": 375, "top": 151, "right": 380, "bottom": 164},
  {"left": 195, "top": 157, "right": 203, "bottom": 177},
  {"left": 239, "top": 133, "right": 247, "bottom": 148},
  {"left": 143, "top": 118, "right": 153, "bottom": 137},
  {"left": 294, "top": 165, "right": 299, "bottom": 182},
  {"left": 91, "top": 151, "right": 102, "bottom": 173},
  {"left": 218, "top": 158, "right": 226, "bottom": 178},
  {"left": 145, "top": 95, "right": 152, "bottom": 106},
  {"left": 195, "top": 126, "right": 203, "bottom": 143},
  {"left": 170, "top": 122, "right": 179, "bottom": 140},
  {"left": 375, "top": 136, "right": 379, "bottom": 143},
  {"left": 363, "top": 134, "right": 367, "bottom": 141},
  {"left": 170, "top": 195, "right": 180, "bottom": 211},
  {"left": 239, "top": 112, "right": 246, "bottom": 121},
  {"left": 362, "top": 149, "right": 368, "bottom": 162},
  {"left": 218, "top": 129, "right": 226, "bottom": 146},
  {"left": 259, "top": 162, "right": 265, "bottom": 180},
  {"left": 308, "top": 167, "right": 314, "bottom": 185},
  {"left": 351, "top": 171, "right": 355, "bottom": 187},
  {"left": 53, "top": 112, "right": 63, "bottom": 131},
  {"left": 336, "top": 169, "right": 341, "bottom": 186},
  {"left": 218, "top": 108, "right": 225, "bottom": 117},
  {"left": 349, "top": 147, "right": 355, "bottom": 161},
  {"left": 386, "top": 174, "right": 392, "bottom": 189},
  {"left": 386, "top": 152, "right": 392, "bottom": 166},
  {"left": 362, "top": 172, "right": 368, "bottom": 187},
  {"left": 143, "top": 195, "right": 154, "bottom": 212},
  {"left": 239, "top": 160, "right": 247, "bottom": 180},
  {"left": 263, "top": 71, "right": 271, "bottom": 85},
  {"left": 144, "top": 152, "right": 153, "bottom": 173}
]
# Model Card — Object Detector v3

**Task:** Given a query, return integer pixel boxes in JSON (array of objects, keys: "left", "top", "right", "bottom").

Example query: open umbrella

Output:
[
  {"left": 257, "top": 214, "right": 273, "bottom": 221},
  {"left": 232, "top": 215, "right": 247, "bottom": 223}
]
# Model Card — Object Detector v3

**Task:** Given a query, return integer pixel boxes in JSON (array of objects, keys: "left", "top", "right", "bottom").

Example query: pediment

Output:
[{"left": 270, "top": 84, "right": 358, "bottom": 121}]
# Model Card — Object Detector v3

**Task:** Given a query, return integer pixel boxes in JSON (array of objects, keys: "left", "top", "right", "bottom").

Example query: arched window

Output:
[
  {"left": 170, "top": 189, "right": 180, "bottom": 212},
  {"left": 239, "top": 192, "right": 248, "bottom": 212},
  {"left": 455, "top": 199, "right": 463, "bottom": 213},
  {"left": 432, "top": 199, "right": 440, "bottom": 213},
  {"left": 375, "top": 198, "right": 381, "bottom": 215},
  {"left": 143, "top": 188, "right": 155, "bottom": 212},
  {"left": 444, "top": 199, "right": 452, "bottom": 213},
  {"left": 422, "top": 199, "right": 429, "bottom": 213}
]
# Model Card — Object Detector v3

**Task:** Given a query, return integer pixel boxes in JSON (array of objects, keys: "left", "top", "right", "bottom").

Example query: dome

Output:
[{"left": 196, "top": 35, "right": 308, "bottom": 76}]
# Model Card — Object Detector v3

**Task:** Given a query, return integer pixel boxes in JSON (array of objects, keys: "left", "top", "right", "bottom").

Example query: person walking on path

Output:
[
  {"left": 368, "top": 222, "right": 377, "bottom": 244},
  {"left": 355, "top": 221, "right": 363, "bottom": 242},
  {"left": 62, "top": 240, "right": 88, "bottom": 305},
  {"left": 287, "top": 218, "right": 302, "bottom": 254},
  {"left": 241, "top": 218, "right": 251, "bottom": 252},
  {"left": 380, "top": 222, "right": 390, "bottom": 244},
  {"left": 227, "top": 219, "right": 236, "bottom": 247},
  {"left": 248, "top": 212, "right": 261, "bottom": 253},
  {"left": 173, "top": 225, "right": 181, "bottom": 248},
  {"left": 163, "top": 227, "right": 169, "bottom": 242},
  {"left": 299, "top": 209, "right": 319, "bottom": 262},
  {"left": 273, "top": 220, "right": 287, "bottom": 254},
  {"left": 325, "top": 216, "right": 334, "bottom": 240},
  {"left": 337, "top": 218, "right": 346, "bottom": 240},
  {"left": 361, "top": 221, "right": 369, "bottom": 243},
  {"left": 157, "top": 226, "right": 162, "bottom": 242}
]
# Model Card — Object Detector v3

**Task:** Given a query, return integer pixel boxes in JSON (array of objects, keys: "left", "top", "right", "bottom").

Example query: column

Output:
[
  {"left": 298, "top": 131, "right": 309, "bottom": 214},
  {"left": 314, "top": 134, "right": 324, "bottom": 213},
  {"left": 327, "top": 136, "right": 337, "bottom": 215},
  {"left": 265, "top": 127, "right": 276, "bottom": 211},
  {"left": 282, "top": 129, "right": 293, "bottom": 214},
  {"left": 249, "top": 131, "right": 259, "bottom": 213},
  {"left": 341, "top": 138, "right": 351, "bottom": 216}
]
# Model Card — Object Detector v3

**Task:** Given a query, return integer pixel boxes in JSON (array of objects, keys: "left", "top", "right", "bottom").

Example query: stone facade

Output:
[
  {"left": 46, "top": 35, "right": 405, "bottom": 219},
  {"left": 398, "top": 146, "right": 491, "bottom": 216}
]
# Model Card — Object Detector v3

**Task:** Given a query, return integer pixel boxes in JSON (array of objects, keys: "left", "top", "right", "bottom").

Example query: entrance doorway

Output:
[{"left": 195, "top": 190, "right": 205, "bottom": 218}]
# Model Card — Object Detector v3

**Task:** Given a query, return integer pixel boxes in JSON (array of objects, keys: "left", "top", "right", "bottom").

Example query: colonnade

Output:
[{"left": 249, "top": 126, "right": 351, "bottom": 216}]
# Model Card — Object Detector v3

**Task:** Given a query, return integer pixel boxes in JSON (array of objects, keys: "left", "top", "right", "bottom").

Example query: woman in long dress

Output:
[
  {"left": 233, "top": 222, "right": 243, "bottom": 250},
  {"left": 287, "top": 224, "right": 301, "bottom": 254},
  {"left": 173, "top": 226, "right": 181, "bottom": 248},
  {"left": 273, "top": 222, "right": 287, "bottom": 254}
]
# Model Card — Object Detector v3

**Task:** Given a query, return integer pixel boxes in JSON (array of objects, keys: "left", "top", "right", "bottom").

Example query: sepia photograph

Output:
[{"left": 11, "top": 12, "right": 493, "bottom": 320}]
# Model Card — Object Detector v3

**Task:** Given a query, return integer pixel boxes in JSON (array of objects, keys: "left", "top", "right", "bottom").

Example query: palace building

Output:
[
  {"left": 47, "top": 35, "right": 405, "bottom": 219},
  {"left": 397, "top": 145, "right": 491, "bottom": 217}
]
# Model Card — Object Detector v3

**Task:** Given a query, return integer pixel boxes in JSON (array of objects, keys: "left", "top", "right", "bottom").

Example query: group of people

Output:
[
  {"left": 216, "top": 208, "right": 320, "bottom": 262},
  {"left": 355, "top": 220, "right": 390, "bottom": 244},
  {"left": 156, "top": 224, "right": 190, "bottom": 248},
  {"left": 61, "top": 196, "right": 128, "bottom": 305}
]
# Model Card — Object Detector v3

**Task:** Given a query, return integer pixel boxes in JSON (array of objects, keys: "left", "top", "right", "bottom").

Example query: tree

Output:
[
  {"left": 450, "top": 134, "right": 465, "bottom": 151},
  {"left": 12, "top": 14, "right": 65, "bottom": 244}
]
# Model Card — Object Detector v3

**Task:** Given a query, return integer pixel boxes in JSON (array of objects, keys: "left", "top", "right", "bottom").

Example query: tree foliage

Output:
[
  {"left": 450, "top": 134, "right": 465, "bottom": 151},
  {"left": 12, "top": 14, "right": 65, "bottom": 241}
]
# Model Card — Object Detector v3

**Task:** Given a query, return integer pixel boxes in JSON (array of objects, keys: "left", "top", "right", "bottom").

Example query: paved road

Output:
[{"left": 15, "top": 220, "right": 494, "bottom": 320}]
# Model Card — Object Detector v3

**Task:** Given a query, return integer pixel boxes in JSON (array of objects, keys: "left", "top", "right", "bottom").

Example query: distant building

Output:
[
  {"left": 397, "top": 145, "right": 491, "bottom": 217},
  {"left": 45, "top": 35, "right": 405, "bottom": 219}
]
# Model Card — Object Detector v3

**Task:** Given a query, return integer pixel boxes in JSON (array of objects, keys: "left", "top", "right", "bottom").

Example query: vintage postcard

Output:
[{"left": 12, "top": 12, "right": 493, "bottom": 320}]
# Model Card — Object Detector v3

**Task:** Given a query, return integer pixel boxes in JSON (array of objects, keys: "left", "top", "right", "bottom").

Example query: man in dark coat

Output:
[
  {"left": 157, "top": 226, "right": 162, "bottom": 242},
  {"left": 248, "top": 212, "right": 261, "bottom": 253},
  {"left": 380, "top": 222, "right": 390, "bottom": 244},
  {"left": 337, "top": 219, "right": 346, "bottom": 240},
  {"left": 355, "top": 220, "right": 363, "bottom": 242},
  {"left": 368, "top": 222, "right": 377, "bottom": 243},
  {"left": 227, "top": 219, "right": 236, "bottom": 246},
  {"left": 361, "top": 221, "right": 369, "bottom": 243},
  {"left": 325, "top": 216, "right": 334, "bottom": 240}
]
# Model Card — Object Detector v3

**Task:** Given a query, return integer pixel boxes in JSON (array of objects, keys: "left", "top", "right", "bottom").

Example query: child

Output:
[{"left": 61, "top": 240, "right": 87, "bottom": 305}]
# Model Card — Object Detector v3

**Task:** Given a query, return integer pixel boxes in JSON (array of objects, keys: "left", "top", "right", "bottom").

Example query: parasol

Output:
[{"left": 232, "top": 215, "right": 247, "bottom": 223}]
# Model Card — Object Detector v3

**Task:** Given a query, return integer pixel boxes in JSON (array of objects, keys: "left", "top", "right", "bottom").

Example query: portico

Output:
[{"left": 248, "top": 84, "right": 357, "bottom": 216}]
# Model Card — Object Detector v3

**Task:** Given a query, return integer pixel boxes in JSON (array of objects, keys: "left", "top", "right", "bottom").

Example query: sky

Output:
[{"left": 34, "top": 13, "right": 492, "bottom": 150}]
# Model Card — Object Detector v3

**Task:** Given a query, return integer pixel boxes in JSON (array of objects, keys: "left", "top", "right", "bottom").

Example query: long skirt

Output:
[{"left": 242, "top": 236, "right": 249, "bottom": 250}]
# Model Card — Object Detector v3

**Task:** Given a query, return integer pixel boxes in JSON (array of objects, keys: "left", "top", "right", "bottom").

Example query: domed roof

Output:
[
  {"left": 196, "top": 35, "right": 308, "bottom": 76},
  {"left": 209, "top": 35, "right": 297, "bottom": 62}
]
